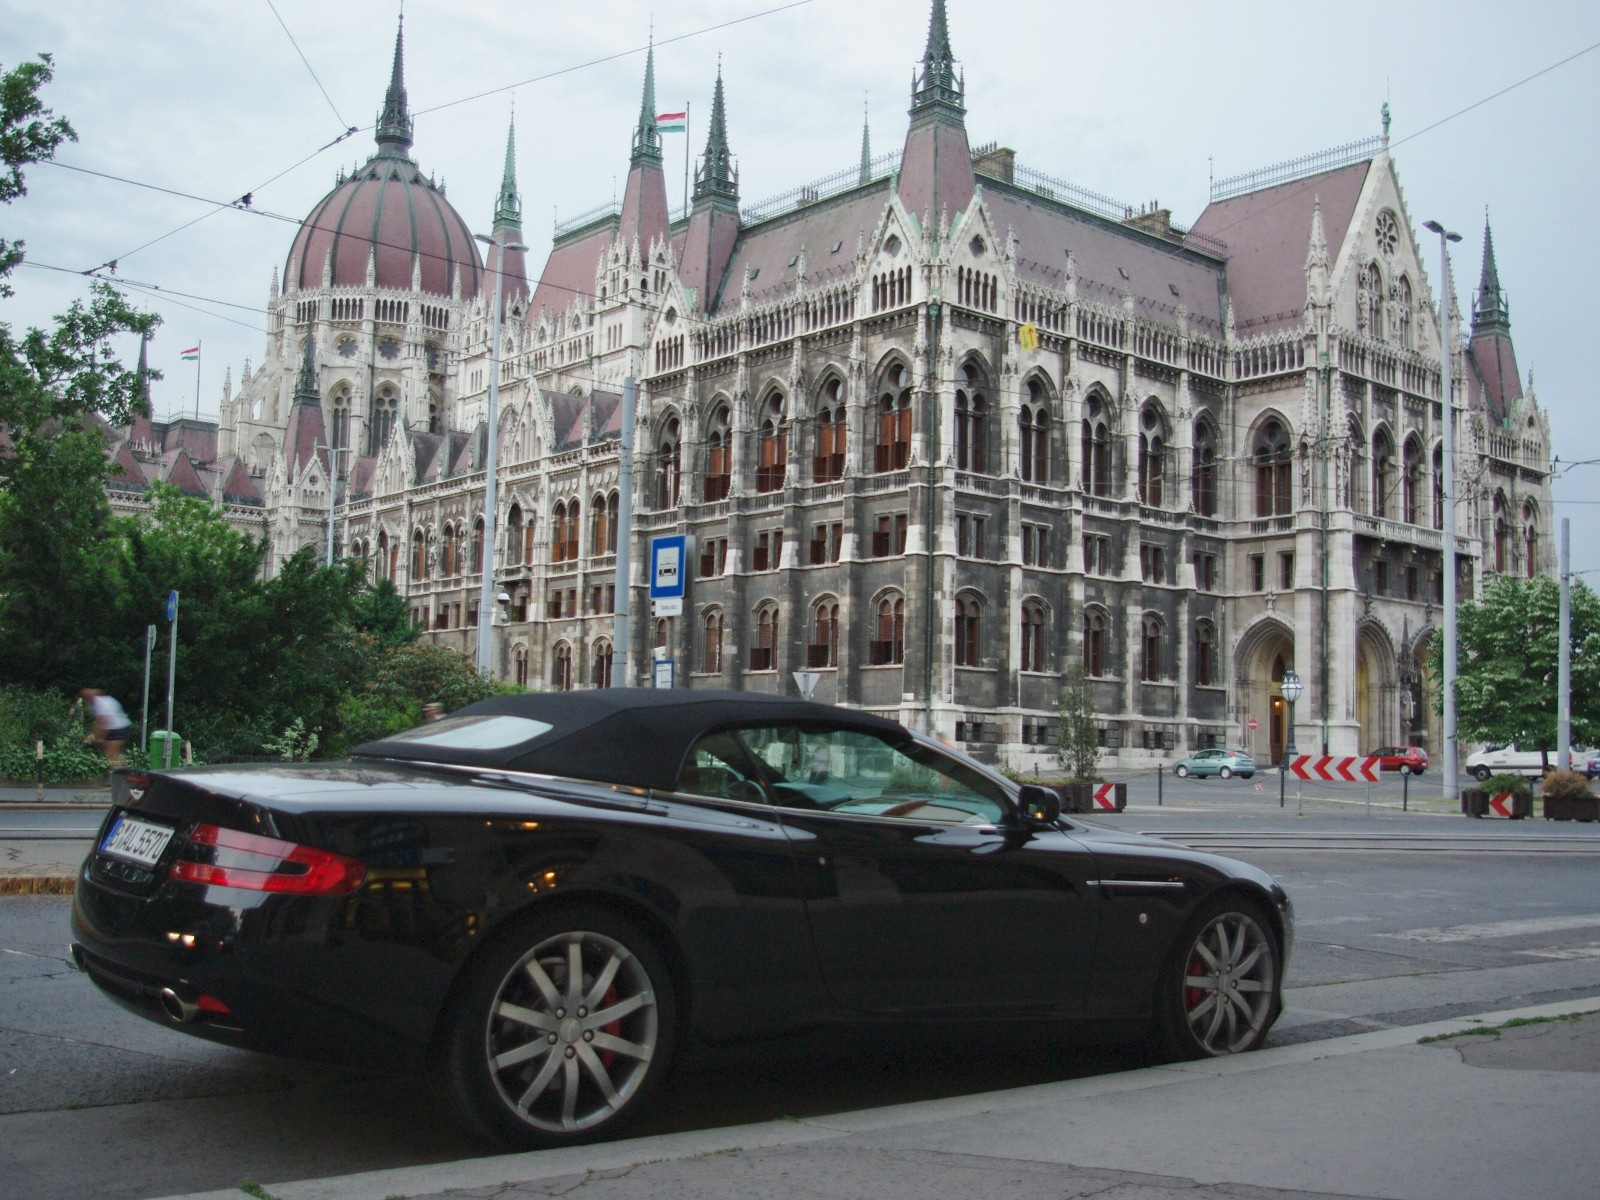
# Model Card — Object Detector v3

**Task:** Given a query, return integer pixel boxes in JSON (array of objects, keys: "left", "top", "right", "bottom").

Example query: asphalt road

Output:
[{"left": 4, "top": 836, "right": 1600, "bottom": 1200}]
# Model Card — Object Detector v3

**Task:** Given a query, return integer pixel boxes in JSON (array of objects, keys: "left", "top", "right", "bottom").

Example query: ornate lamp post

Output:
[{"left": 1280, "top": 668, "right": 1304, "bottom": 771}]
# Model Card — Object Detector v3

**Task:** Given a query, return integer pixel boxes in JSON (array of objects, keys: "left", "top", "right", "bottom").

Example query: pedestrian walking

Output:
[{"left": 78, "top": 688, "right": 132, "bottom": 767}]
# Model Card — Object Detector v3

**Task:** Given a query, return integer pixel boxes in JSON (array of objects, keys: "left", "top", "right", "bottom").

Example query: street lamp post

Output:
[
  {"left": 1423, "top": 219, "right": 1463, "bottom": 802},
  {"left": 1280, "top": 667, "right": 1303, "bottom": 771},
  {"left": 472, "top": 233, "right": 527, "bottom": 678}
]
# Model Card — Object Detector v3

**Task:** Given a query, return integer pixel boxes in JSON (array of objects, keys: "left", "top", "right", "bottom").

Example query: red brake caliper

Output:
[
  {"left": 1184, "top": 949, "right": 1205, "bottom": 1012},
  {"left": 599, "top": 984, "right": 622, "bottom": 1069}
]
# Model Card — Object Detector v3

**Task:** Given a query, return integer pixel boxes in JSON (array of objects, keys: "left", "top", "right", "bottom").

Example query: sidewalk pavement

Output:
[
  {"left": 152, "top": 998, "right": 1600, "bottom": 1200},
  {"left": 0, "top": 782, "right": 108, "bottom": 894}
]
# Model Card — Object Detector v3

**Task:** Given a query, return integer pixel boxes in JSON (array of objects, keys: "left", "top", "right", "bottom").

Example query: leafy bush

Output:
[
  {"left": 1540, "top": 768, "right": 1593, "bottom": 800},
  {"left": 1482, "top": 773, "right": 1531, "bottom": 795},
  {"left": 0, "top": 685, "right": 84, "bottom": 748}
]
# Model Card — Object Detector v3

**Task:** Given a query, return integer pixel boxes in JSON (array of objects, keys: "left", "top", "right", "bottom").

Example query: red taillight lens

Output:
[{"left": 170, "top": 824, "right": 366, "bottom": 895}]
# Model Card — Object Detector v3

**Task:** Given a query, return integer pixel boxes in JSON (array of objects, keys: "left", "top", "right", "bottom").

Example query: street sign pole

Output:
[
  {"left": 140, "top": 624, "right": 156, "bottom": 754},
  {"left": 164, "top": 591, "right": 179, "bottom": 768}
]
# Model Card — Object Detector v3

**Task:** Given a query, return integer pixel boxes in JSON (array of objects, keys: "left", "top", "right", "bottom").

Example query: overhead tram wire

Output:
[{"left": 266, "top": 0, "right": 356, "bottom": 133}]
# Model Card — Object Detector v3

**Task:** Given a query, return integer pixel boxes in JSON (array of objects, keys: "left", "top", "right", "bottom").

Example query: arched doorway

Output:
[
  {"left": 1234, "top": 619, "right": 1295, "bottom": 765},
  {"left": 1356, "top": 623, "right": 1397, "bottom": 751}
]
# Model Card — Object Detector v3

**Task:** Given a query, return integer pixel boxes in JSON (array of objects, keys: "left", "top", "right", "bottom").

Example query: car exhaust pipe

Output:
[{"left": 159, "top": 986, "right": 201, "bottom": 1024}]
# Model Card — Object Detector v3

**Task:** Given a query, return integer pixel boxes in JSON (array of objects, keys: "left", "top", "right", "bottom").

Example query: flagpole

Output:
[
  {"left": 193, "top": 341, "right": 201, "bottom": 420},
  {"left": 683, "top": 101, "right": 691, "bottom": 216}
]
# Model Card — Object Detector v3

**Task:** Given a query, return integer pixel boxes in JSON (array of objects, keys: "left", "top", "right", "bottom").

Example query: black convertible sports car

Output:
[{"left": 71, "top": 690, "right": 1292, "bottom": 1149}]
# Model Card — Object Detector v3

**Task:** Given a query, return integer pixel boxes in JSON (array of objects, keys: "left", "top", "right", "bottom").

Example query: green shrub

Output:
[
  {"left": 0, "top": 685, "right": 85, "bottom": 749},
  {"left": 1482, "top": 773, "right": 1531, "bottom": 795},
  {"left": 1540, "top": 768, "right": 1593, "bottom": 800}
]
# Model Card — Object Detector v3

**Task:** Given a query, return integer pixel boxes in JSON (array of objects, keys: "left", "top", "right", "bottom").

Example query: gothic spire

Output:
[
  {"left": 859, "top": 98, "right": 872, "bottom": 185},
  {"left": 632, "top": 37, "right": 663, "bottom": 166},
  {"left": 1473, "top": 216, "right": 1510, "bottom": 335},
  {"left": 375, "top": 13, "right": 415, "bottom": 159},
  {"left": 693, "top": 64, "right": 737, "bottom": 205},
  {"left": 911, "top": 0, "right": 963, "bottom": 119},
  {"left": 494, "top": 108, "right": 522, "bottom": 231}
]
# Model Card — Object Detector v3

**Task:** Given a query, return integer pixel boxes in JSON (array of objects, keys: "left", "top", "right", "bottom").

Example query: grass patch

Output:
[{"left": 1419, "top": 1009, "right": 1599, "bottom": 1044}]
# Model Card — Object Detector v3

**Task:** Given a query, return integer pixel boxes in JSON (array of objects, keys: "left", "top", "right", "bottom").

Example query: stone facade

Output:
[{"left": 112, "top": 3, "right": 1552, "bottom": 771}]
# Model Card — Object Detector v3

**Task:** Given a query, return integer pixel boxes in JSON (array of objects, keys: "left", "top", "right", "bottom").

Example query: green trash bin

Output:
[{"left": 147, "top": 729, "right": 182, "bottom": 767}]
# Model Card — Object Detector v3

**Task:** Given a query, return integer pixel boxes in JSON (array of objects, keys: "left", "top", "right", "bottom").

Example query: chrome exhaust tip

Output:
[{"left": 158, "top": 986, "right": 201, "bottom": 1024}]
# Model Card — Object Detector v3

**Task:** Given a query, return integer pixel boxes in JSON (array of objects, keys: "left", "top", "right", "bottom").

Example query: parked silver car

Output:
[{"left": 1172, "top": 748, "right": 1257, "bottom": 779}]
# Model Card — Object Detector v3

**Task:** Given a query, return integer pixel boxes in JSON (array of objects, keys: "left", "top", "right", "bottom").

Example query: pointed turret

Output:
[
  {"left": 859, "top": 100, "right": 872, "bottom": 185},
  {"left": 1473, "top": 218, "right": 1510, "bottom": 336},
  {"left": 281, "top": 336, "right": 328, "bottom": 476},
  {"left": 618, "top": 38, "right": 671, "bottom": 252},
  {"left": 897, "top": 0, "right": 975, "bottom": 225},
  {"left": 1303, "top": 196, "right": 1331, "bottom": 320},
  {"left": 488, "top": 110, "right": 531, "bottom": 306},
  {"left": 693, "top": 65, "right": 738, "bottom": 205},
  {"left": 1467, "top": 216, "right": 1523, "bottom": 424},
  {"left": 374, "top": 15, "right": 415, "bottom": 160},
  {"left": 680, "top": 65, "right": 743, "bottom": 312}
]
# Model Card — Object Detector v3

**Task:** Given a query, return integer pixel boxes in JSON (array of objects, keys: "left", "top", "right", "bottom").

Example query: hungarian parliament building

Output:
[{"left": 108, "top": 2, "right": 1552, "bottom": 770}]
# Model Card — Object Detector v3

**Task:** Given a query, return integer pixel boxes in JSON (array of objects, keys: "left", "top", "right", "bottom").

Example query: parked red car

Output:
[{"left": 1369, "top": 745, "right": 1428, "bottom": 775}]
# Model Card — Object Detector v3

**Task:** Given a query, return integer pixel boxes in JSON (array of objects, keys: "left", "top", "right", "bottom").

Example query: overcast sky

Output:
[{"left": 5, "top": 0, "right": 1598, "bottom": 568}]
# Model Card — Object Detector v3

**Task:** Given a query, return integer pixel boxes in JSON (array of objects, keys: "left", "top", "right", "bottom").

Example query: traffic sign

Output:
[
  {"left": 1247, "top": 716, "right": 1259, "bottom": 731},
  {"left": 1287, "top": 754, "right": 1380, "bottom": 782},
  {"left": 1092, "top": 783, "right": 1117, "bottom": 810},
  {"left": 649, "top": 536, "right": 686, "bottom": 617},
  {"left": 165, "top": 590, "right": 179, "bottom": 622}
]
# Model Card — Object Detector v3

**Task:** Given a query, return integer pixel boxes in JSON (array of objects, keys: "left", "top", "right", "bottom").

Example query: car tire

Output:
[
  {"left": 429, "top": 906, "right": 676, "bottom": 1150},
  {"left": 1472, "top": 765, "right": 1491, "bottom": 782},
  {"left": 1218, "top": 766, "right": 1233, "bottom": 780},
  {"left": 1154, "top": 896, "right": 1281, "bottom": 1060},
  {"left": 1174, "top": 765, "right": 1189, "bottom": 779},
  {"left": 1241, "top": 773, "right": 1254, "bottom": 780},
  {"left": 1399, "top": 764, "right": 1412, "bottom": 776}
]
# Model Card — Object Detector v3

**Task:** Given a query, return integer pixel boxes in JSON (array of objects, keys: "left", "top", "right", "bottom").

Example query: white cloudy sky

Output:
[{"left": 5, "top": 0, "right": 1598, "bottom": 565}]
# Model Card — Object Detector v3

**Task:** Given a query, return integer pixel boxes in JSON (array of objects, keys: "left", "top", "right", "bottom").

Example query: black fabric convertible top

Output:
[{"left": 352, "top": 689, "right": 906, "bottom": 790}]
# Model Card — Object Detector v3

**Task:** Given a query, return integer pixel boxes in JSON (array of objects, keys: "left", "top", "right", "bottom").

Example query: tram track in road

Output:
[{"left": 1106, "top": 827, "right": 1600, "bottom": 853}]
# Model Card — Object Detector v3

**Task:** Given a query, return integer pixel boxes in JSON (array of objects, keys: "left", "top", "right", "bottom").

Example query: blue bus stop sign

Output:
[{"left": 166, "top": 590, "right": 179, "bottom": 623}]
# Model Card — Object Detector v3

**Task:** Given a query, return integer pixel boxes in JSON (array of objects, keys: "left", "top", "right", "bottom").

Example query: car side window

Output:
[
  {"left": 676, "top": 731, "right": 767, "bottom": 804},
  {"left": 733, "top": 726, "right": 1008, "bottom": 824}
]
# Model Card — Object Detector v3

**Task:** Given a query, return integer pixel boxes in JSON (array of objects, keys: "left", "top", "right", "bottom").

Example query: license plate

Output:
[{"left": 100, "top": 815, "right": 176, "bottom": 868}]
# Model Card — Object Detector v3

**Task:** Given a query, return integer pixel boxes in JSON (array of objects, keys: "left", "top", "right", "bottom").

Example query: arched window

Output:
[
  {"left": 411, "top": 528, "right": 426, "bottom": 581},
  {"left": 701, "top": 609, "right": 724, "bottom": 673},
  {"left": 331, "top": 383, "right": 351, "bottom": 451},
  {"left": 552, "top": 642, "right": 573, "bottom": 691},
  {"left": 1193, "top": 417, "right": 1218, "bottom": 517},
  {"left": 590, "top": 492, "right": 617, "bottom": 556},
  {"left": 813, "top": 378, "right": 846, "bottom": 482},
  {"left": 592, "top": 640, "right": 613, "bottom": 688},
  {"left": 564, "top": 499, "right": 580, "bottom": 561},
  {"left": 1524, "top": 501, "right": 1538, "bottom": 578},
  {"left": 1138, "top": 404, "right": 1167, "bottom": 507},
  {"left": 1403, "top": 437, "right": 1424, "bottom": 525},
  {"left": 1493, "top": 493, "right": 1508, "bottom": 572},
  {"left": 376, "top": 531, "right": 390, "bottom": 580},
  {"left": 514, "top": 645, "right": 528, "bottom": 689},
  {"left": 750, "top": 604, "right": 779, "bottom": 671},
  {"left": 1372, "top": 430, "right": 1395, "bottom": 519},
  {"left": 955, "top": 363, "right": 988, "bottom": 473},
  {"left": 427, "top": 389, "right": 441, "bottom": 435},
  {"left": 1432, "top": 444, "right": 1444, "bottom": 530},
  {"left": 1020, "top": 601, "right": 1046, "bottom": 672},
  {"left": 370, "top": 386, "right": 398, "bottom": 455},
  {"left": 704, "top": 405, "right": 732, "bottom": 501},
  {"left": 1196, "top": 620, "right": 1217, "bottom": 687},
  {"left": 756, "top": 391, "right": 787, "bottom": 493},
  {"left": 1082, "top": 395, "right": 1112, "bottom": 496},
  {"left": 506, "top": 505, "right": 525, "bottom": 566},
  {"left": 1141, "top": 614, "right": 1163, "bottom": 682},
  {"left": 1253, "top": 419, "right": 1292, "bottom": 517},
  {"left": 875, "top": 363, "right": 912, "bottom": 472},
  {"left": 658, "top": 416, "right": 682, "bottom": 508},
  {"left": 1084, "top": 608, "right": 1107, "bottom": 677},
  {"left": 954, "top": 596, "right": 981, "bottom": 667},
  {"left": 1366, "top": 262, "right": 1384, "bottom": 337},
  {"left": 1019, "top": 379, "right": 1049, "bottom": 483},
  {"left": 872, "top": 595, "right": 905, "bottom": 664},
  {"left": 471, "top": 516, "right": 484, "bottom": 575},
  {"left": 1396, "top": 276, "right": 1414, "bottom": 349},
  {"left": 551, "top": 501, "right": 569, "bottom": 564},
  {"left": 809, "top": 600, "right": 839, "bottom": 668}
]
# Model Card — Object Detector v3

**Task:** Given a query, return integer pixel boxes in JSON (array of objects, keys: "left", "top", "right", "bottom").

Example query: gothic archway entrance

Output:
[{"left": 1234, "top": 620, "right": 1295, "bottom": 766}]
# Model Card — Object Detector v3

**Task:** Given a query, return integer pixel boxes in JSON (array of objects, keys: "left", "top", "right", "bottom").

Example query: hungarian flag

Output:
[
  {"left": 180, "top": 345, "right": 200, "bottom": 360},
  {"left": 656, "top": 111, "right": 686, "bottom": 133}
]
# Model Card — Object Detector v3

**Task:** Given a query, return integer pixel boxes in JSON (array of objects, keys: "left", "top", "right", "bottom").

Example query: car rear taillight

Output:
[{"left": 170, "top": 825, "right": 366, "bottom": 895}]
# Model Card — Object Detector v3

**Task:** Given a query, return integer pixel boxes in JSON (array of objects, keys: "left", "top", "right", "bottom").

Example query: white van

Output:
[{"left": 1462, "top": 743, "right": 1585, "bottom": 781}]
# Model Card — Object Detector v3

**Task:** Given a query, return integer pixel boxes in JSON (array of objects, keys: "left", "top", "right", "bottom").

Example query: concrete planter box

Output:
[
  {"left": 1543, "top": 793, "right": 1600, "bottom": 822},
  {"left": 1461, "top": 788, "right": 1532, "bottom": 819}
]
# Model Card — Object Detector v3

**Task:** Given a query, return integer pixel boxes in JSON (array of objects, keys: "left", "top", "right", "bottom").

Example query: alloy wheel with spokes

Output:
[
  {"left": 431, "top": 908, "right": 675, "bottom": 1149},
  {"left": 1157, "top": 899, "right": 1280, "bottom": 1059}
]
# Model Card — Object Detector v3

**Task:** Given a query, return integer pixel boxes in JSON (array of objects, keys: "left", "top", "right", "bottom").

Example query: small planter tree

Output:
[
  {"left": 1057, "top": 663, "right": 1101, "bottom": 812},
  {"left": 1462, "top": 773, "right": 1532, "bottom": 819},
  {"left": 1540, "top": 769, "right": 1600, "bottom": 822}
]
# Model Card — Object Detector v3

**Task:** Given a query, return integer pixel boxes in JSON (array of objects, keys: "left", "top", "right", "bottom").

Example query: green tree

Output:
[
  {"left": 1057, "top": 662, "right": 1102, "bottom": 781},
  {"left": 1430, "top": 574, "right": 1600, "bottom": 762},
  {"left": 0, "top": 55, "right": 160, "bottom": 691},
  {"left": 329, "top": 639, "right": 508, "bottom": 754}
]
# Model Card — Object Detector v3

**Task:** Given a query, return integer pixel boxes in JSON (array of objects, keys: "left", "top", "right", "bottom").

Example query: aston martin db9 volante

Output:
[{"left": 71, "top": 690, "right": 1292, "bottom": 1149}]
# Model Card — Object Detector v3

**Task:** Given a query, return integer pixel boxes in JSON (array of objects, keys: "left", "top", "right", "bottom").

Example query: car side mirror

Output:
[{"left": 1017, "top": 784, "right": 1061, "bottom": 824}]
